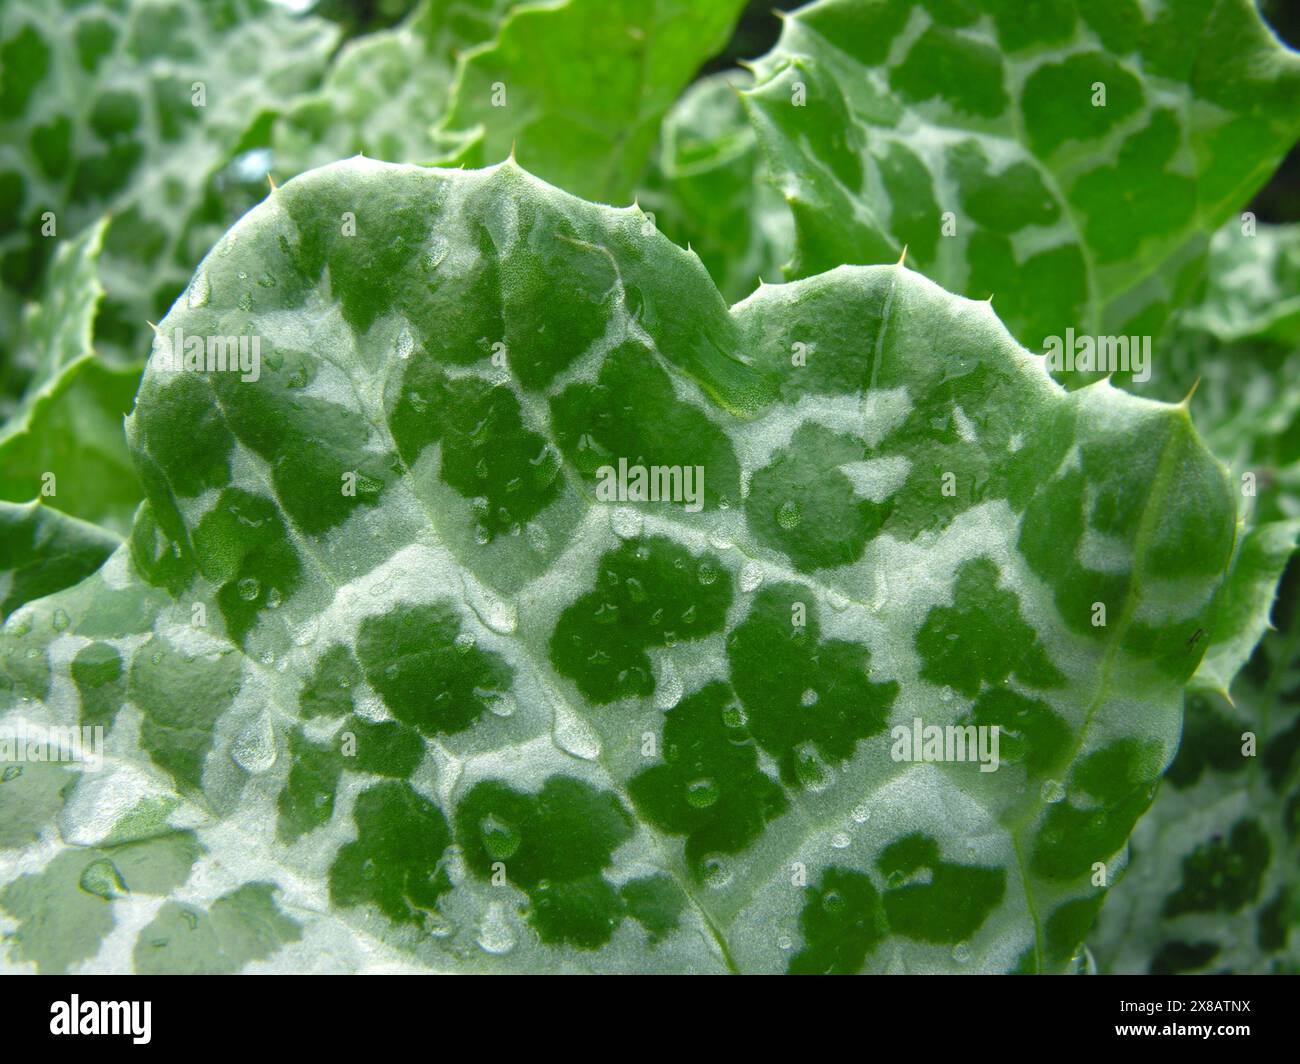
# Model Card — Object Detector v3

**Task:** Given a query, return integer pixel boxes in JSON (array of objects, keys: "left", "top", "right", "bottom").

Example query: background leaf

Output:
[
  {"left": 0, "top": 501, "right": 121, "bottom": 619},
  {"left": 271, "top": 0, "right": 522, "bottom": 178},
  {"left": 742, "top": 0, "right": 1300, "bottom": 371},
  {"left": 638, "top": 72, "right": 792, "bottom": 304},
  {"left": 1093, "top": 556, "right": 1300, "bottom": 973},
  {"left": 0, "top": 0, "right": 338, "bottom": 365},
  {"left": 431, "top": 0, "right": 749, "bottom": 203},
  {"left": 0, "top": 222, "right": 139, "bottom": 569}
]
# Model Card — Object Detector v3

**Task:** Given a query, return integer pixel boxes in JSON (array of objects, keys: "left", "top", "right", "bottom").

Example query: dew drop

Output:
[
  {"left": 654, "top": 660, "right": 683, "bottom": 711},
  {"left": 477, "top": 903, "right": 516, "bottom": 956},
  {"left": 231, "top": 713, "right": 277, "bottom": 773},
  {"left": 794, "top": 742, "right": 832, "bottom": 792},
  {"left": 831, "top": 831, "right": 850, "bottom": 850},
  {"left": 1040, "top": 779, "right": 1066, "bottom": 804},
  {"left": 776, "top": 499, "right": 802, "bottom": 530},
  {"left": 800, "top": 688, "right": 819, "bottom": 707},
  {"left": 686, "top": 778, "right": 719, "bottom": 809},
  {"left": 939, "top": 685, "right": 954, "bottom": 703},
  {"left": 480, "top": 813, "right": 521, "bottom": 861},
  {"left": 826, "top": 589, "right": 849, "bottom": 612},
  {"left": 610, "top": 506, "right": 643, "bottom": 540},
  {"left": 552, "top": 698, "right": 601, "bottom": 761},
  {"left": 423, "top": 236, "right": 449, "bottom": 271},
  {"left": 483, "top": 690, "right": 517, "bottom": 718},
  {"left": 51, "top": 608, "right": 70, "bottom": 632},
  {"left": 461, "top": 572, "right": 518, "bottom": 634},
  {"left": 79, "top": 858, "right": 128, "bottom": 900},
  {"left": 700, "top": 854, "right": 732, "bottom": 889},
  {"left": 395, "top": 326, "right": 415, "bottom": 361},
  {"left": 187, "top": 270, "right": 210, "bottom": 308},
  {"left": 851, "top": 803, "right": 871, "bottom": 824},
  {"left": 237, "top": 577, "right": 261, "bottom": 602},
  {"left": 525, "top": 522, "right": 550, "bottom": 553},
  {"left": 952, "top": 942, "right": 972, "bottom": 964}
]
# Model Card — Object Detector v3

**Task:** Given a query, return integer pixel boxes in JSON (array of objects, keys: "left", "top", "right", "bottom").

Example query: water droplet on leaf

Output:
[
  {"left": 188, "top": 270, "right": 210, "bottom": 308},
  {"left": 477, "top": 903, "right": 516, "bottom": 955},
  {"left": 552, "top": 698, "right": 601, "bottom": 761},
  {"left": 610, "top": 507, "right": 643, "bottom": 539},
  {"left": 776, "top": 499, "right": 802, "bottom": 530},
  {"left": 686, "top": 778, "right": 719, "bottom": 809},
  {"left": 794, "top": 742, "right": 832, "bottom": 792},
  {"left": 701, "top": 854, "right": 732, "bottom": 889},
  {"left": 480, "top": 813, "right": 521, "bottom": 861},
  {"left": 231, "top": 713, "right": 277, "bottom": 773},
  {"left": 79, "top": 858, "right": 128, "bottom": 900}
]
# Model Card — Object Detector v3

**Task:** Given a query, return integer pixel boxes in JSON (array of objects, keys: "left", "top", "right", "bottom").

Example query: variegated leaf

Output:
[{"left": 0, "top": 159, "right": 1237, "bottom": 974}]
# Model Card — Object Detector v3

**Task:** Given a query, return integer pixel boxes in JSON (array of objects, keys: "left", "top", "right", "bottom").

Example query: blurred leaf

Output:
[
  {"left": 433, "top": 0, "right": 748, "bottom": 203},
  {"left": 742, "top": 0, "right": 1300, "bottom": 372},
  {"left": 0, "top": 0, "right": 338, "bottom": 363},
  {"left": 638, "top": 72, "right": 792, "bottom": 304}
]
